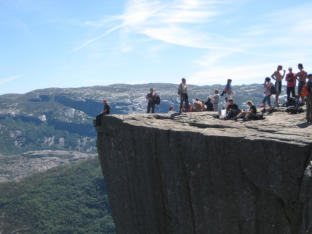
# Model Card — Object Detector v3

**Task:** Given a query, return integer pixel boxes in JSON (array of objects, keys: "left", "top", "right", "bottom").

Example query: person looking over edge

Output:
[
  {"left": 306, "top": 74, "right": 312, "bottom": 123},
  {"left": 146, "top": 88, "right": 156, "bottom": 113},
  {"left": 286, "top": 67, "right": 296, "bottom": 100},
  {"left": 179, "top": 78, "right": 189, "bottom": 113},
  {"left": 262, "top": 77, "right": 273, "bottom": 113},
  {"left": 271, "top": 65, "right": 286, "bottom": 106},
  {"left": 102, "top": 99, "right": 110, "bottom": 115},
  {"left": 296, "top": 63, "right": 308, "bottom": 104},
  {"left": 223, "top": 79, "right": 233, "bottom": 103}
]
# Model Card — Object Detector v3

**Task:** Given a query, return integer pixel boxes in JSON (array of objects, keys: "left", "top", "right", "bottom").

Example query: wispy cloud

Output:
[
  {"left": 74, "top": 0, "right": 236, "bottom": 51},
  {"left": 72, "top": 24, "right": 124, "bottom": 52},
  {"left": 0, "top": 75, "right": 22, "bottom": 86}
]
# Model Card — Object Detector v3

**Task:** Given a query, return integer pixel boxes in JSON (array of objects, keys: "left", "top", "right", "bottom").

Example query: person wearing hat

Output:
[
  {"left": 286, "top": 67, "right": 296, "bottom": 100},
  {"left": 306, "top": 74, "right": 312, "bottom": 122}
]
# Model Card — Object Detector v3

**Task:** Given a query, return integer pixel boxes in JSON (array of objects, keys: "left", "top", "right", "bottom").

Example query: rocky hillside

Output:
[{"left": 95, "top": 111, "right": 312, "bottom": 234}]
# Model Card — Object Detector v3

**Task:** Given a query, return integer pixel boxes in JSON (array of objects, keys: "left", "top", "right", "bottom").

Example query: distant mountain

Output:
[{"left": 0, "top": 83, "right": 288, "bottom": 181}]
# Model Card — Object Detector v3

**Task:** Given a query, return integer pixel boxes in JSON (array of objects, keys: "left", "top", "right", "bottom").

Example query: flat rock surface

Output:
[{"left": 104, "top": 110, "right": 312, "bottom": 146}]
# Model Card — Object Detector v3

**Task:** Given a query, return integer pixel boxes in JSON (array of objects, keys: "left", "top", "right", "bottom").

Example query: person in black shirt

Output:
[
  {"left": 102, "top": 99, "right": 110, "bottom": 115},
  {"left": 225, "top": 99, "right": 240, "bottom": 119},
  {"left": 95, "top": 99, "right": 110, "bottom": 126},
  {"left": 236, "top": 101, "right": 257, "bottom": 120},
  {"left": 146, "top": 88, "right": 156, "bottom": 113}
]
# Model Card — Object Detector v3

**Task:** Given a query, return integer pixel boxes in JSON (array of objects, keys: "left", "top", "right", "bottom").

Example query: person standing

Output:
[
  {"left": 285, "top": 67, "right": 296, "bottom": 100},
  {"left": 179, "top": 78, "right": 189, "bottom": 113},
  {"left": 262, "top": 77, "right": 273, "bottom": 113},
  {"left": 296, "top": 63, "right": 308, "bottom": 104},
  {"left": 223, "top": 79, "right": 233, "bottom": 103},
  {"left": 213, "top": 89, "right": 220, "bottom": 111},
  {"left": 146, "top": 88, "right": 156, "bottom": 113},
  {"left": 271, "top": 65, "right": 286, "bottom": 106},
  {"left": 306, "top": 74, "right": 312, "bottom": 122}
]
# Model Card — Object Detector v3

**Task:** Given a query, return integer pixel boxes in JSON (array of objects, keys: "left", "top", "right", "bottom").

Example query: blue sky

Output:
[{"left": 0, "top": 0, "right": 312, "bottom": 94}]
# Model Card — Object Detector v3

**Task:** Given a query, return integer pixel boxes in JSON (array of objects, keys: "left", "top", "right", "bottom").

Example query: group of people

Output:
[
  {"left": 261, "top": 63, "right": 312, "bottom": 122},
  {"left": 100, "top": 63, "right": 312, "bottom": 123}
]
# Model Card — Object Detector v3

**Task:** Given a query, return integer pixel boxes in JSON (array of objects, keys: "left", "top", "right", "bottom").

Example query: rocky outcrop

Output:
[{"left": 95, "top": 112, "right": 312, "bottom": 234}]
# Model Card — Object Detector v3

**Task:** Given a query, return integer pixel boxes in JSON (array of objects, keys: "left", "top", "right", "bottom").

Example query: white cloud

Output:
[
  {"left": 75, "top": 0, "right": 235, "bottom": 51},
  {"left": 0, "top": 75, "right": 22, "bottom": 86}
]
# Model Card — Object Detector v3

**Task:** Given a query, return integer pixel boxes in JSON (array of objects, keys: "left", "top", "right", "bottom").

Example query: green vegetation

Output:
[{"left": 0, "top": 158, "right": 115, "bottom": 234}]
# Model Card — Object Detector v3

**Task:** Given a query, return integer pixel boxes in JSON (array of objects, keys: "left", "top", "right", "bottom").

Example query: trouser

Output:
[
  {"left": 262, "top": 95, "right": 271, "bottom": 107},
  {"left": 307, "top": 95, "right": 312, "bottom": 122},
  {"left": 226, "top": 109, "right": 240, "bottom": 119},
  {"left": 225, "top": 93, "right": 232, "bottom": 103},
  {"left": 147, "top": 102, "right": 155, "bottom": 113},
  {"left": 287, "top": 87, "right": 295, "bottom": 99},
  {"left": 180, "top": 93, "right": 189, "bottom": 112},
  {"left": 213, "top": 103, "right": 218, "bottom": 111}
]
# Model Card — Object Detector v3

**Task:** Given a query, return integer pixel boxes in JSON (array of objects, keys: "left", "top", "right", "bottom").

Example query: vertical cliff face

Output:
[{"left": 95, "top": 112, "right": 312, "bottom": 234}]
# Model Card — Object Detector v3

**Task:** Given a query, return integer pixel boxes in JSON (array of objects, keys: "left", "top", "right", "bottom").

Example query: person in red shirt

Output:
[{"left": 285, "top": 67, "right": 296, "bottom": 100}]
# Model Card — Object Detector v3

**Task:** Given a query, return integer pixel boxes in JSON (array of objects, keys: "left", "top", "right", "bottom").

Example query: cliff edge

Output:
[{"left": 95, "top": 111, "right": 312, "bottom": 234}]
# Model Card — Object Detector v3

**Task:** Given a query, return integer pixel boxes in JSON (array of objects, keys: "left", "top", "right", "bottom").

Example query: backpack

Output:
[
  {"left": 154, "top": 95, "right": 160, "bottom": 105},
  {"left": 301, "top": 83, "right": 309, "bottom": 97},
  {"left": 270, "top": 85, "right": 276, "bottom": 95}
]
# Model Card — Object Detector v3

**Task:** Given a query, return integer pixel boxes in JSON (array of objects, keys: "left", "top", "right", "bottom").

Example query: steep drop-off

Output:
[{"left": 95, "top": 112, "right": 312, "bottom": 234}]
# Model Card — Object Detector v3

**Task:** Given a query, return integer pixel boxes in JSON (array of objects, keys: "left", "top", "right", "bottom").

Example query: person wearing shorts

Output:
[{"left": 271, "top": 65, "right": 285, "bottom": 106}]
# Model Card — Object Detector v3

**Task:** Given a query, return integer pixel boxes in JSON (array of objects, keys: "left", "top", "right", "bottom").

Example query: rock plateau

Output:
[{"left": 95, "top": 111, "right": 312, "bottom": 234}]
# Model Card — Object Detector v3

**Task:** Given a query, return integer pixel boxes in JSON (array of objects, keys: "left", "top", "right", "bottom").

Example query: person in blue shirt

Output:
[{"left": 222, "top": 79, "right": 233, "bottom": 103}]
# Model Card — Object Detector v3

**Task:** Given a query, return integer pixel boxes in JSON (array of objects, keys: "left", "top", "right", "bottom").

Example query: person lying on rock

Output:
[
  {"left": 225, "top": 99, "right": 240, "bottom": 120},
  {"left": 235, "top": 101, "right": 257, "bottom": 121}
]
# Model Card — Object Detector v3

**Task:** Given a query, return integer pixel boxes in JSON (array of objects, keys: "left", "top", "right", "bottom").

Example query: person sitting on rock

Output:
[
  {"left": 205, "top": 97, "right": 214, "bottom": 111},
  {"left": 193, "top": 98, "right": 202, "bottom": 112},
  {"left": 235, "top": 101, "right": 257, "bottom": 121},
  {"left": 96, "top": 99, "right": 110, "bottom": 126},
  {"left": 201, "top": 100, "right": 207, "bottom": 111},
  {"left": 225, "top": 99, "right": 240, "bottom": 119},
  {"left": 102, "top": 99, "right": 110, "bottom": 115}
]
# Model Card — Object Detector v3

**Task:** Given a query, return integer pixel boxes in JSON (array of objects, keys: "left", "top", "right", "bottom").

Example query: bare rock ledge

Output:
[{"left": 95, "top": 111, "right": 312, "bottom": 234}]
